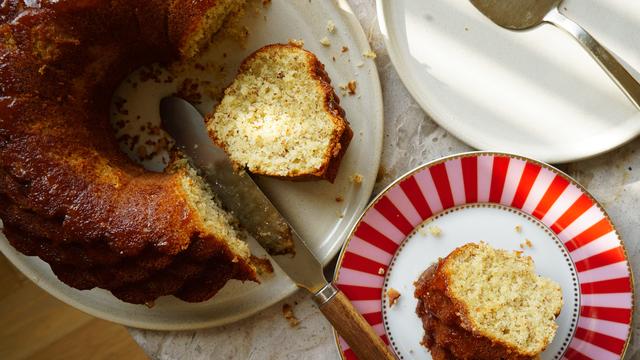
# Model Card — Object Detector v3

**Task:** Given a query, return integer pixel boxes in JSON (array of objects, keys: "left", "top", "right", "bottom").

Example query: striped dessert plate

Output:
[{"left": 333, "top": 152, "right": 633, "bottom": 360}]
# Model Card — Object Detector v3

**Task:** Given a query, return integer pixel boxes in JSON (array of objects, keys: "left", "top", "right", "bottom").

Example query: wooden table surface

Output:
[{"left": 0, "top": 255, "right": 148, "bottom": 360}]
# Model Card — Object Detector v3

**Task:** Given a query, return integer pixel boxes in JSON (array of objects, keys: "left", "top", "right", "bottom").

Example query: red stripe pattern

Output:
[
  {"left": 399, "top": 177, "right": 432, "bottom": 220},
  {"left": 461, "top": 156, "right": 478, "bottom": 203},
  {"left": 489, "top": 156, "right": 509, "bottom": 203},
  {"left": 533, "top": 176, "right": 569, "bottom": 220},
  {"left": 551, "top": 194, "right": 593, "bottom": 234},
  {"left": 429, "top": 163, "right": 454, "bottom": 210},
  {"left": 335, "top": 154, "right": 632, "bottom": 360},
  {"left": 511, "top": 162, "right": 541, "bottom": 209}
]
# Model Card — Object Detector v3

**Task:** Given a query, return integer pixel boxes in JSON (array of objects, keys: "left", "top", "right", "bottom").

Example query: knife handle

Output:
[
  {"left": 313, "top": 283, "right": 395, "bottom": 360},
  {"left": 545, "top": 7, "right": 640, "bottom": 111}
]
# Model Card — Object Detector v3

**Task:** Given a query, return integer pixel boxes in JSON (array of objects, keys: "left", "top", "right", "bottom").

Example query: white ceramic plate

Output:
[
  {"left": 333, "top": 152, "right": 633, "bottom": 360},
  {"left": 377, "top": 0, "right": 640, "bottom": 163},
  {"left": 0, "top": 0, "right": 383, "bottom": 330}
]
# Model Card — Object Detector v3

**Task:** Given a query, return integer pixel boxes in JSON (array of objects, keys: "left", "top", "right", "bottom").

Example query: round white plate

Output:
[
  {"left": 333, "top": 152, "right": 633, "bottom": 360},
  {"left": 0, "top": 0, "right": 383, "bottom": 330},
  {"left": 377, "top": 0, "right": 640, "bottom": 163}
]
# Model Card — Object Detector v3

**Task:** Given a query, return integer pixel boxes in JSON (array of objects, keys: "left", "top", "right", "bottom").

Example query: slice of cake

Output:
[
  {"left": 414, "top": 242, "right": 562, "bottom": 360},
  {"left": 207, "top": 44, "right": 353, "bottom": 182}
]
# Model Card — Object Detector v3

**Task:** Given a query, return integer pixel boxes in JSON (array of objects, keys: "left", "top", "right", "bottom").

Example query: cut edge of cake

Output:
[
  {"left": 438, "top": 242, "right": 563, "bottom": 357},
  {"left": 170, "top": 159, "right": 260, "bottom": 279},
  {"left": 206, "top": 44, "right": 353, "bottom": 183},
  {"left": 169, "top": 0, "right": 247, "bottom": 59}
]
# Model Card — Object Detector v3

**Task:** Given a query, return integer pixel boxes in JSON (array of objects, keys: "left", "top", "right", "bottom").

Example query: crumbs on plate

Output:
[
  {"left": 519, "top": 239, "right": 533, "bottom": 249},
  {"left": 363, "top": 50, "right": 377, "bottom": 59},
  {"left": 387, "top": 288, "right": 401, "bottom": 307},
  {"left": 319, "top": 37, "right": 331, "bottom": 47},
  {"left": 282, "top": 303, "right": 300, "bottom": 327},
  {"left": 288, "top": 38, "right": 304, "bottom": 47},
  {"left": 349, "top": 173, "right": 363, "bottom": 185},
  {"left": 327, "top": 20, "right": 336, "bottom": 33}
]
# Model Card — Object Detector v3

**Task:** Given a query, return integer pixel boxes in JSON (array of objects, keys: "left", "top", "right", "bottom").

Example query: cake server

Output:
[
  {"left": 470, "top": 0, "right": 640, "bottom": 110},
  {"left": 160, "top": 96, "right": 394, "bottom": 360}
]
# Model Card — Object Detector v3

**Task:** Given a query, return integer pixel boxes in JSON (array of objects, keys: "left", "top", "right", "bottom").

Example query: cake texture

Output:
[
  {"left": 414, "top": 243, "right": 563, "bottom": 360},
  {"left": 0, "top": 0, "right": 264, "bottom": 304},
  {"left": 207, "top": 44, "right": 353, "bottom": 182}
]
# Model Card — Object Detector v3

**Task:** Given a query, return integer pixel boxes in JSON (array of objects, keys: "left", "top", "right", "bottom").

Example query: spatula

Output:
[
  {"left": 160, "top": 96, "right": 395, "bottom": 360},
  {"left": 470, "top": 0, "right": 640, "bottom": 110}
]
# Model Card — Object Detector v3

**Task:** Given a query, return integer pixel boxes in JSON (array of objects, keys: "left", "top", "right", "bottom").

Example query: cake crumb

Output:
[
  {"left": 335, "top": 195, "right": 344, "bottom": 202},
  {"left": 282, "top": 303, "right": 300, "bottom": 327},
  {"left": 519, "top": 239, "right": 533, "bottom": 249},
  {"left": 356, "top": 61, "right": 364, "bottom": 67},
  {"left": 327, "top": 20, "right": 336, "bottom": 33},
  {"left": 515, "top": 225, "right": 522, "bottom": 233},
  {"left": 288, "top": 38, "right": 304, "bottom": 47},
  {"left": 428, "top": 225, "right": 442, "bottom": 237},
  {"left": 378, "top": 267, "right": 385, "bottom": 275},
  {"left": 250, "top": 255, "right": 274, "bottom": 275},
  {"left": 320, "top": 37, "right": 331, "bottom": 47},
  {"left": 341, "top": 46, "right": 349, "bottom": 53},
  {"left": 363, "top": 50, "right": 377, "bottom": 59},
  {"left": 349, "top": 173, "right": 363, "bottom": 185},
  {"left": 387, "top": 288, "right": 401, "bottom": 307},
  {"left": 346, "top": 80, "right": 357, "bottom": 95}
]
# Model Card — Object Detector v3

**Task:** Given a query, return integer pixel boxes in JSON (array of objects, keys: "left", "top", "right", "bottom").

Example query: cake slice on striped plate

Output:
[{"left": 415, "top": 242, "right": 563, "bottom": 360}]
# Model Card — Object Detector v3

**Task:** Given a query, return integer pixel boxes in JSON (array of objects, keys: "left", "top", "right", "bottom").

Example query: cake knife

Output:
[{"left": 160, "top": 96, "right": 394, "bottom": 360}]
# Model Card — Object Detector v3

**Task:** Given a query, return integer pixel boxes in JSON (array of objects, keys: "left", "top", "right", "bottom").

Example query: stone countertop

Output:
[{"left": 131, "top": 0, "right": 639, "bottom": 358}]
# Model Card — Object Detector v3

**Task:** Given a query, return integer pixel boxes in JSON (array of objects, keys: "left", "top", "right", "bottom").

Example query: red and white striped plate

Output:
[{"left": 333, "top": 152, "right": 634, "bottom": 360}]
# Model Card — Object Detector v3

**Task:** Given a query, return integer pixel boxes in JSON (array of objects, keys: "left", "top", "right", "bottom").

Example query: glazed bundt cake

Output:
[
  {"left": 207, "top": 44, "right": 352, "bottom": 182},
  {"left": 414, "top": 243, "right": 563, "bottom": 360},
  {"left": 0, "top": 0, "right": 262, "bottom": 304}
]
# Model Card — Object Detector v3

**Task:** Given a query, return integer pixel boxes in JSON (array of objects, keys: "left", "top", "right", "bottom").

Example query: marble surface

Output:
[{"left": 131, "top": 0, "right": 639, "bottom": 358}]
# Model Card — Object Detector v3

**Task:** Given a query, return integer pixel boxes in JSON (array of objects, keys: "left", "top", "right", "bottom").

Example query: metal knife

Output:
[
  {"left": 160, "top": 97, "right": 394, "bottom": 360},
  {"left": 469, "top": 0, "right": 640, "bottom": 110}
]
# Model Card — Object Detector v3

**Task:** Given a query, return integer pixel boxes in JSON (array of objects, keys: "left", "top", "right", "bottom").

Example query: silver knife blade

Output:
[{"left": 160, "top": 96, "right": 327, "bottom": 293}]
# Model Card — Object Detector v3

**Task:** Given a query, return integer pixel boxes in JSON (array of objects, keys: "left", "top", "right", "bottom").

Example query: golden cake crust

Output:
[{"left": 0, "top": 0, "right": 256, "bottom": 304}]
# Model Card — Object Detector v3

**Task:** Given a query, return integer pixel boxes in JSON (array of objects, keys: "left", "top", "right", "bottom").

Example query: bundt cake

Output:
[
  {"left": 207, "top": 44, "right": 352, "bottom": 182},
  {"left": 0, "top": 0, "right": 265, "bottom": 304},
  {"left": 414, "top": 243, "right": 563, "bottom": 360}
]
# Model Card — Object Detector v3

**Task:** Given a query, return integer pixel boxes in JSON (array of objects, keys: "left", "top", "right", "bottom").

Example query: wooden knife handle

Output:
[{"left": 314, "top": 283, "right": 395, "bottom": 360}]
